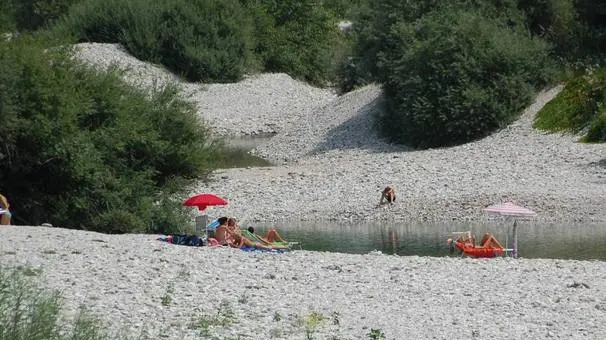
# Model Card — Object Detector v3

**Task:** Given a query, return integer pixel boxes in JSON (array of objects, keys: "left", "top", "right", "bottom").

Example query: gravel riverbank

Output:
[
  {"left": 2, "top": 226, "right": 606, "bottom": 340},
  {"left": 73, "top": 42, "right": 606, "bottom": 224},
  {"left": 200, "top": 86, "right": 606, "bottom": 224},
  {"left": 2, "top": 44, "right": 604, "bottom": 339}
]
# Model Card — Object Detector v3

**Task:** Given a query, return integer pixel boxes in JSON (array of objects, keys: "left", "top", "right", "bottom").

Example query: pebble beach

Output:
[
  {"left": 2, "top": 226, "right": 606, "bottom": 339},
  {"left": 1, "top": 43, "right": 605, "bottom": 339}
]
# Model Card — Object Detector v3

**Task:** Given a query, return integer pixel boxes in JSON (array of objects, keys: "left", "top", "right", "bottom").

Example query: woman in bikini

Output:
[
  {"left": 224, "top": 224, "right": 288, "bottom": 250},
  {"left": 247, "top": 226, "right": 288, "bottom": 244}
]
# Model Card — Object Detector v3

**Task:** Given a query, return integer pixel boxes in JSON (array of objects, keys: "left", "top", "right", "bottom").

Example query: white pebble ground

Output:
[
  {"left": 2, "top": 226, "right": 606, "bottom": 339},
  {"left": 1, "top": 43, "right": 604, "bottom": 340}
]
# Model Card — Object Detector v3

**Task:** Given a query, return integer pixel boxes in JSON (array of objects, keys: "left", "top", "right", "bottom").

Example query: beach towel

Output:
[{"left": 240, "top": 246, "right": 286, "bottom": 253}]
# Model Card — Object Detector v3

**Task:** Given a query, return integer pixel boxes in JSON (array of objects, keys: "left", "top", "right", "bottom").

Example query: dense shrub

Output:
[
  {"left": 60, "top": 0, "right": 254, "bottom": 82},
  {"left": 242, "top": 0, "right": 341, "bottom": 85},
  {"left": 0, "top": 1, "right": 16, "bottom": 32},
  {"left": 58, "top": 0, "right": 342, "bottom": 85},
  {"left": 375, "top": 6, "right": 554, "bottom": 148},
  {"left": 534, "top": 68, "right": 606, "bottom": 142},
  {"left": 0, "top": 0, "right": 81, "bottom": 32},
  {"left": 340, "top": 0, "right": 527, "bottom": 92},
  {"left": 14, "top": 0, "right": 82, "bottom": 31},
  {"left": 0, "top": 36, "right": 223, "bottom": 233}
]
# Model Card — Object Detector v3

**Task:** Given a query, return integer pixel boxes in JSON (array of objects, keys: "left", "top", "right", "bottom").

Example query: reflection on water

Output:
[{"left": 250, "top": 220, "right": 606, "bottom": 260}]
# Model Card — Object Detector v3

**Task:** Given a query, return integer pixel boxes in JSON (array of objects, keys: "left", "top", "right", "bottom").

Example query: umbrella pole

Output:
[{"left": 512, "top": 220, "right": 518, "bottom": 259}]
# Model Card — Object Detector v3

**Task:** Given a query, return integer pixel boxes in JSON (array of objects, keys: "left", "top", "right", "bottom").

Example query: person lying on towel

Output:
[
  {"left": 246, "top": 226, "right": 288, "bottom": 244},
  {"left": 225, "top": 225, "right": 288, "bottom": 250}
]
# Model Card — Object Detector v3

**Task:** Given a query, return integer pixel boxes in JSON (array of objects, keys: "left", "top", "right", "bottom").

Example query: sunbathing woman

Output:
[
  {"left": 226, "top": 227, "right": 288, "bottom": 250},
  {"left": 213, "top": 217, "right": 230, "bottom": 246},
  {"left": 247, "top": 226, "right": 288, "bottom": 244}
]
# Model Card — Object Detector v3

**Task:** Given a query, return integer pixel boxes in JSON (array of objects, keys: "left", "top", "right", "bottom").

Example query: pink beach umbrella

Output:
[{"left": 484, "top": 202, "right": 536, "bottom": 258}]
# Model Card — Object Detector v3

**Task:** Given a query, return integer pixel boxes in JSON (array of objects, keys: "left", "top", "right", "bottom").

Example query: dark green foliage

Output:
[
  {"left": 60, "top": 0, "right": 254, "bottom": 82},
  {"left": 518, "top": 0, "right": 580, "bottom": 57},
  {"left": 323, "top": 0, "right": 366, "bottom": 18},
  {"left": 0, "top": 0, "right": 81, "bottom": 31},
  {"left": 574, "top": 0, "right": 606, "bottom": 56},
  {"left": 59, "top": 0, "right": 343, "bottom": 85},
  {"left": 0, "top": 36, "right": 223, "bottom": 233},
  {"left": 343, "top": 0, "right": 528, "bottom": 92},
  {"left": 0, "top": 1, "right": 17, "bottom": 32},
  {"left": 534, "top": 68, "right": 606, "bottom": 142},
  {"left": 375, "top": 6, "right": 554, "bottom": 148},
  {"left": 243, "top": 0, "right": 342, "bottom": 85}
]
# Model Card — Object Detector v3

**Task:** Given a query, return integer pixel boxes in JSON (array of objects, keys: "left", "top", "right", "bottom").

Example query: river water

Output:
[
  {"left": 222, "top": 137, "right": 606, "bottom": 261},
  {"left": 250, "top": 220, "right": 606, "bottom": 260}
]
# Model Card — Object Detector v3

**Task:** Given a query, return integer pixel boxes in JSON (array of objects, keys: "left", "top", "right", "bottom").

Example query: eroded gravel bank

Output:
[{"left": 72, "top": 42, "right": 606, "bottom": 224}]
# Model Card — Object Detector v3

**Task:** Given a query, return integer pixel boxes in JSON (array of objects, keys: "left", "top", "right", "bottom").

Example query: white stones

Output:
[{"left": 71, "top": 43, "right": 606, "bottom": 225}]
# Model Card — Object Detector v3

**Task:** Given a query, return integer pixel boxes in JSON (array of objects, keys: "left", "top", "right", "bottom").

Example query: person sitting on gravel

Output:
[
  {"left": 213, "top": 217, "right": 230, "bottom": 246},
  {"left": 479, "top": 233, "right": 504, "bottom": 249},
  {"left": 379, "top": 186, "right": 396, "bottom": 205},
  {"left": 227, "top": 217, "right": 241, "bottom": 233}
]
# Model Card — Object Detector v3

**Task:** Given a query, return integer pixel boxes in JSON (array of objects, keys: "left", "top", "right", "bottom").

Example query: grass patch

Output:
[
  {"left": 15, "top": 266, "right": 43, "bottom": 277},
  {"left": 0, "top": 266, "right": 108, "bottom": 340},
  {"left": 188, "top": 300, "right": 235, "bottom": 338},
  {"left": 534, "top": 68, "right": 606, "bottom": 142},
  {"left": 304, "top": 311, "right": 325, "bottom": 340},
  {"left": 160, "top": 284, "right": 174, "bottom": 307},
  {"left": 367, "top": 328, "right": 386, "bottom": 340}
]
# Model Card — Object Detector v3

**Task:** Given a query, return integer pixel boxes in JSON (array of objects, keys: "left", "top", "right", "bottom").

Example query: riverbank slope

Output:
[{"left": 73, "top": 43, "right": 606, "bottom": 224}]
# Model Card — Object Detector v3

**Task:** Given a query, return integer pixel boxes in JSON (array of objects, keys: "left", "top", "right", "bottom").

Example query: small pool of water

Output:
[
  {"left": 218, "top": 135, "right": 274, "bottom": 168},
  {"left": 250, "top": 221, "right": 606, "bottom": 260},
  {"left": 222, "top": 135, "right": 274, "bottom": 149}
]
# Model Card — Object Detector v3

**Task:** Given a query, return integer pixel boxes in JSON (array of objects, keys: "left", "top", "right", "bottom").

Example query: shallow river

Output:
[
  {"left": 223, "top": 137, "right": 606, "bottom": 261},
  {"left": 250, "top": 221, "right": 606, "bottom": 260}
]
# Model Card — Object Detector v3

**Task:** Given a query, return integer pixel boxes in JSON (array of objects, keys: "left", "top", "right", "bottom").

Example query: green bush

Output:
[
  {"left": 15, "top": 0, "right": 82, "bottom": 31},
  {"left": 0, "top": 35, "right": 223, "bottom": 233},
  {"left": 534, "top": 68, "right": 606, "bottom": 142},
  {"left": 243, "top": 0, "right": 341, "bottom": 85},
  {"left": 0, "top": 0, "right": 81, "bottom": 32},
  {"left": 0, "top": 1, "right": 17, "bottom": 32},
  {"left": 374, "top": 6, "right": 554, "bottom": 148},
  {"left": 519, "top": 0, "right": 588, "bottom": 59},
  {"left": 60, "top": 0, "right": 254, "bottom": 83},
  {"left": 57, "top": 0, "right": 342, "bottom": 85}
]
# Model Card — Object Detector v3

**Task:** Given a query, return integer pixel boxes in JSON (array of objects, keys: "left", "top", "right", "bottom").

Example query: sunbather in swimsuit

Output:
[
  {"left": 247, "top": 226, "right": 288, "bottom": 244},
  {"left": 213, "top": 217, "right": 231, "bottom": 246},
  {"left": 227, "top": 228, "right": 288, "bottom": 250}
]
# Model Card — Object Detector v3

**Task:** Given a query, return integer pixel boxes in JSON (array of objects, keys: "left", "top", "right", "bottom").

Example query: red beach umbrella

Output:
[
  {"left": 183, "top": 193, "right": 228, "bottom": 212},
  {"left": 484, "top": 201, "right": 536, "bottom": 258}
]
